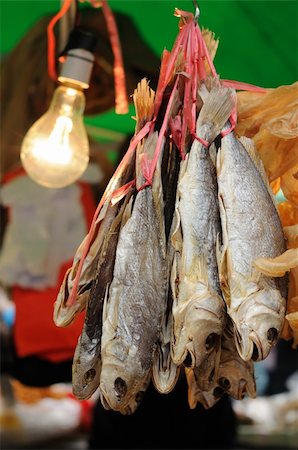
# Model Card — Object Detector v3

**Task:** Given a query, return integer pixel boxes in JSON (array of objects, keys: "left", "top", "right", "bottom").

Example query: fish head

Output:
[
  {"left": 234, "top": 287, "right": 286, "bottom": 361},
  {"left": 72, "top": 341, "right": 101, "bottom": 400},
  {"left": 99, "top": 362, "right": 150, "bottom": 415},
  {"left": 185, "top": 367, "right": 220, "bottom": 410},
  {"left": 173, "top": 294, "right": 226, "bottom": 371},
  {"left": 72, "top": 359, "right": 101, "bottom": 400},
  {"left": 217, "top": 351, "right": 256, "bottom": 400}
]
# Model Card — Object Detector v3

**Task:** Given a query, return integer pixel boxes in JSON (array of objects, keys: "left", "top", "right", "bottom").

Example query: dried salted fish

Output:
[
  {"left": 170, "top": 86, "right": 234, "bottom": 384},
  {"left": 72, "top": 197, "right": 131, "bottom": 400},
  {"left": 152, "top": 143, "right": 181, "bottom": 394},
  {"left": 217, "top": 132, "right": 287, "bottom": 361},
  {"left": 99, "top": 132, "right": 168, "bottom": 414}
]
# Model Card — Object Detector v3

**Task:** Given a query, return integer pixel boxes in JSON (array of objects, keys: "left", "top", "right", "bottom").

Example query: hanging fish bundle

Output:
[{"left": 54, "top": 7, "right": 294, "bottom": 413}]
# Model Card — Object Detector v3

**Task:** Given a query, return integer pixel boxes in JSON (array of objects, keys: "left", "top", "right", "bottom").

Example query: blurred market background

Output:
[{"left": 0, "top": 1, "right": 297, "bottom": 449}]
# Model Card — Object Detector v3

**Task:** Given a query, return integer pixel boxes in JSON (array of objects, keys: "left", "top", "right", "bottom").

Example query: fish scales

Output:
[
  {"left": 109, "top": 188, "right": 165, "bottom": 365},
  {"left": 171, "top": 87, "right": 233, "bottom": 378},
  {"left": 217, "top": 128, "right": 287, "bottom": 361},
  {"left": 219, "top": 134, "right": 285, "bottom": 276},
  {"left": 178, "top": 138, "right": 221, "bottom": 296},
  {"left": 100, "top": 176, "right": 168, "bottom": 413},
  {"left": 72, "top": 200, "right": 128, "bottom": 400}
]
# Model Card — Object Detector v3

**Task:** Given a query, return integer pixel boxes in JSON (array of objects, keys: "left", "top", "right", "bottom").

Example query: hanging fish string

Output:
[{"left": 53, "top": 7, "right": 291, "bottom": 413}]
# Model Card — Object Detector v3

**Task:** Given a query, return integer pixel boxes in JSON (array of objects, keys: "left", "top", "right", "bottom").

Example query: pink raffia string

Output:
[
  {"left": 193, "top": 133, "right": 210, "bottom": 148},
  {"left": 66, "top": 121, "right": 151, "bottom": 307},
  {"left": 180, "top": 29, "right": 192, "bottom": 157},
  {"left": 221, "top": 106, "right": 237, "bottom": 137},
  {"left": 196, "top": 24, "right": 208, "bottom": 80},
  {"left": 186, "top": 24, "right": 199, "bottom": 135},
  {"left": 154, "top": 19, "right": 189, "bottom": 118},
  {"left": 101, "top": 1, "right": 129, "bottom": 114},
  {"left": 174, "top": 8, "right": 194, "bottom": 24},
  {"left": 222, "top": 79, "right": 267, "bottom": 93},
  {"left": 111, "top": 180, "right": 136, "bottom": 205},
  {"left": 169, "top": 116, "right": 182, "bottom": 151}
]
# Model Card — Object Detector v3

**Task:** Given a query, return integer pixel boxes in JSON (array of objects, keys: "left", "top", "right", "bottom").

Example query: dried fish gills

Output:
[{"left": 217, "top": 132, "right": 287, "bottom": 361}]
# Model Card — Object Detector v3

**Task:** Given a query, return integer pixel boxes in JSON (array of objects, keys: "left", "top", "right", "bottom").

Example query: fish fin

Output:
[
  {"left": 253, "top": 248, "right": 298, "bottom": 277},
  {"left": 119, "top": 195, "right": 134, "bottom": 230},
  {"left": 170, "top": 155, "right": 189, "bottom": 254},
  {"left": 217, "top": 185, "right": 231, "bottom": 307},
  {"left": 197, "top": 86, "right": 236, "bottom": 142},
  {"left": 238, "top": 136, "right": 279, "bottom": 213},
  {"left": 151, "top": 136, "right": 167, "bottom": 256},
  {"left": 135, "top": 141, "right": 145, "bottom": 188},
  {"left": 209, "top": 142, "right": 217, "bottom": 167},
  {"left": 193, "top": 254, "right": 209, "bottom": 287},
  {"left": 101, "top": 283, "right": 111, "bottom": 325},
  {"left": 185, "top": 368, "right": 199, "bottom": 409},
  {"left": 170, "top": 197, "right": 183, "bottom": 255},
  {"left": 133, "top": 78, "right": 155, "bottom": 133},
  {"left": 95, "top": 198, "right": 110, "bottom": 224},
  {"left": 170, "top": 251, "right": 180, "bottom": 307},
  {"left": 202, "top": 28, "right": 219, "bottom": 65},
  {"left": 198, "top": 82, "right": 209, "bottom": 102}
]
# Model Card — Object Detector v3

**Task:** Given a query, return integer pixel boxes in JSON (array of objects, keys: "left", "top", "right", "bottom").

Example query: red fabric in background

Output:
[{"left": 9, "top": 179, "right": 96, "bottom": 362}]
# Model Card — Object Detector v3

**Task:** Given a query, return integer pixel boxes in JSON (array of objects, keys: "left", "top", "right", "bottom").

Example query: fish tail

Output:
[{"left": 197, "top": 86, "right": 236, "bottom": 142}]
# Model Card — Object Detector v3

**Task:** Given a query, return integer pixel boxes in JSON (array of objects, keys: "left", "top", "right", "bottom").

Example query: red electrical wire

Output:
[
  {"left": 47, "top": 0, "right": 74, "bottom": 81},
  {"left": 101, "top": 1, "right": 129, "bottom": 114}
]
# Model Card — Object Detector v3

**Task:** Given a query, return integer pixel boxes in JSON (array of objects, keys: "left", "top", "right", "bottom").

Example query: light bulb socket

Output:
[
  {"left": 60, "top": 28, "right": 98, "bottom": 54},
  {"left": 58, "top": 28, "right": 97, "bottom": 89}
]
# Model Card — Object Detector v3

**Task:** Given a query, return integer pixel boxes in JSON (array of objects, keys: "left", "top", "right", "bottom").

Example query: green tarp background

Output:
[{"left": 0, "top": 0, "right": 297, "bottom": 136}]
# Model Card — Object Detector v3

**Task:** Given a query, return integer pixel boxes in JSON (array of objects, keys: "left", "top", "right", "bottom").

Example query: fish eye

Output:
[
  {"left": 114, "top": 377, "right": 127, "bottom": 399},
  {"left": 135, "top": 391, "right": 145, "bottom": 403},
  {"left": 213, "top": 386, "right": 224, "bottom": 399},
  {"left": 267, "top": 328, "right": 278, "bottom": 343},
  {"left": 205, "top": 333, "right": 218, "bottom": 351},
  {"left": 218, "top": 377, "right": 231, "bottom": 390},
  {"left": 84, "top": 368, "right": 96, "bottom": 383}
]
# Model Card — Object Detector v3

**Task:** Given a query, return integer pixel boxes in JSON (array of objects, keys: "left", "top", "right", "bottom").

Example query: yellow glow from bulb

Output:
[
  {"left": 20, "top": 85, "right": 89, "bottom": 188},
  {"left": 66, "top": 87, "right": 78, "bottom": 96},
  {"left": 31, "top": 116, "right": 73, "bottom": 165}
]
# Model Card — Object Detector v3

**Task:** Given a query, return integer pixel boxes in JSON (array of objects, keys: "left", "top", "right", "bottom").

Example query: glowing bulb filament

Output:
[{"left": 31, "top": 117, "right": 73, "bottom": 166}]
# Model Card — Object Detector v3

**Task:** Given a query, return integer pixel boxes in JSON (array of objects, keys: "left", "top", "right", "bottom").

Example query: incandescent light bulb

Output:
[
  {"left": 20, "top": 27, "right": 97, "bottom": 189},
  {"left": 20, "top": 85, "right": 89, "bottom": 188}
]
